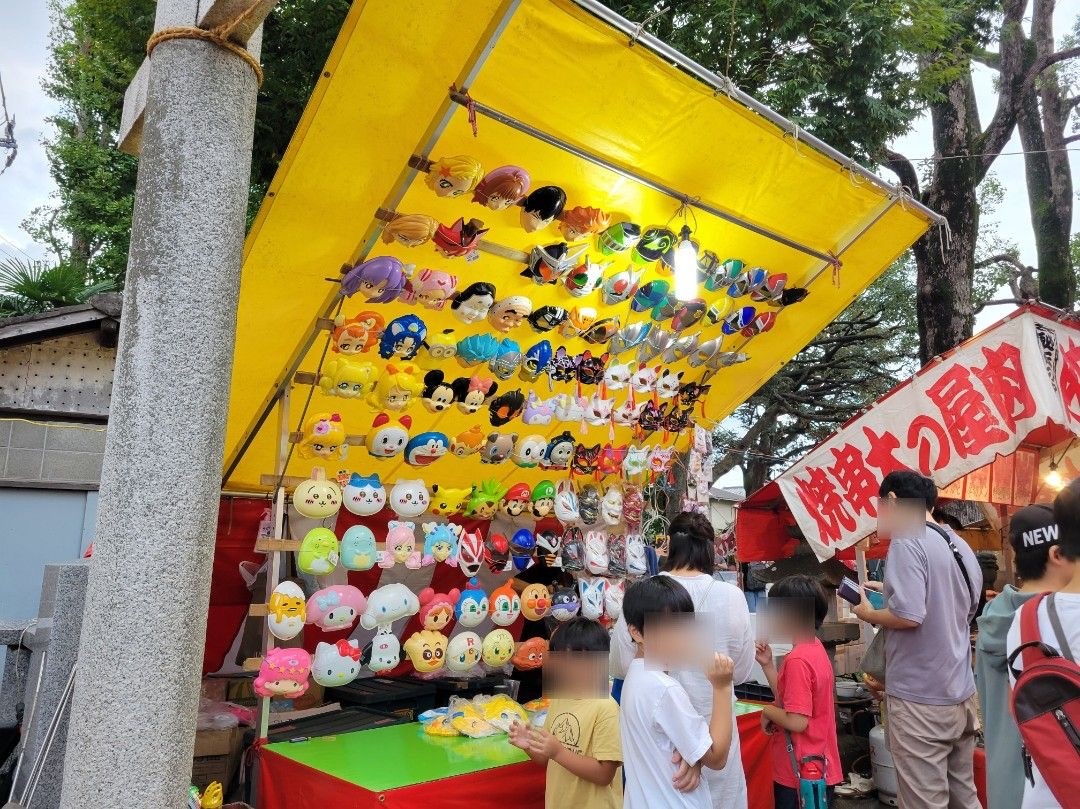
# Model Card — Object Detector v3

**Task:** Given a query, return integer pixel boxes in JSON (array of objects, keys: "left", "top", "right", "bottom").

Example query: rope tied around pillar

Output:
[{"left": 145, "top": 1, "right": 266, "bottom": 87}]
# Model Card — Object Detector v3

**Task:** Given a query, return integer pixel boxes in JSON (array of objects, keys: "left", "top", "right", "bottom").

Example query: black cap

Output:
[{"left": 1009, "top": 504, "right": 1060, "bottom": 556}]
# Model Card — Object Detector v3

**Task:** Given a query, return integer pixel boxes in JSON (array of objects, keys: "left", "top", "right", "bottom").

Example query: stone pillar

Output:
[
  {"left": 60, "top": 4, "right": 274, "bottom": 805},
  {"left": 10, "top": 563, "right": 89, "bottom": 809}
]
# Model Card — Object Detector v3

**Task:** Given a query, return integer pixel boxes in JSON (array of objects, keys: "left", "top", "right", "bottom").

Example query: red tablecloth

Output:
[
  {"left": 259, "top": 751, "right": 544, "bottom": 809},
  {"left": 258, "top": 713, "right": 773, "bottom": 809}
]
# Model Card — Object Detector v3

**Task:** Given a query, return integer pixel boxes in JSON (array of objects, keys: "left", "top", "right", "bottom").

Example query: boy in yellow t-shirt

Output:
[{"left": 509, "top": 617, "right": 622, "bottom": 809}]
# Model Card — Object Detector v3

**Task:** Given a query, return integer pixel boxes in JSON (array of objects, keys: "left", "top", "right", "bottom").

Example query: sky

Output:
[
  {"left": 0, "top": 3, "right": 55, "bottom": 264},
  {"left": 1, "top": 1, "right": 1079, "bottom": 487}
]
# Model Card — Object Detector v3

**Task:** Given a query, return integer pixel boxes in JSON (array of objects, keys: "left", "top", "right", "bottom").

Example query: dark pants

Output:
[{"left": 773, "top": 783, "right": 834, "bottom": 809}]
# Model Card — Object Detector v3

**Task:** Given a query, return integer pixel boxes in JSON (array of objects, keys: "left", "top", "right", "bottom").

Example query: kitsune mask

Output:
[
  {"left": 583, "top": 395, "right": 613, "bottom": 426},
  {"left": 622, "top": 445, "right": 650, "bottom": 478},
  {"left": 603, "top": 362, "right": 631, "bottom": 390},
  {"left": 554, "top": 481, "right": 579, "bottom": 523}
]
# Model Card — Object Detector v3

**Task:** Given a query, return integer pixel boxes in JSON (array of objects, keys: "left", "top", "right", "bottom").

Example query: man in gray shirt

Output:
[{"left": 853, "top": 470, "right": 981, "bottom": 809}]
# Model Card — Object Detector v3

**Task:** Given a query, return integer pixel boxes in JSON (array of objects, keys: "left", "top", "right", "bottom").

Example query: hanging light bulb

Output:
[
  {"left": 1046, "top": 464, "right": 1065, "bottom": 490},
  {"left": 673, "top": 224, "right": 698, "bottom": 301}
]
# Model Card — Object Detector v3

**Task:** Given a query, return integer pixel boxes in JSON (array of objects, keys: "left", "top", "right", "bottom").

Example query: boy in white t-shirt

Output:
[
  {"left": 1006, "top": 479, "right": 1080, "bottom": 809},
  {"left": 620, "top": 575, "right": 735, "bottom": 809}
]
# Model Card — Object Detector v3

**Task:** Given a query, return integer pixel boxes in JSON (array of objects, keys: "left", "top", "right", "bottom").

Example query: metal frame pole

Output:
[{"left": 447, "top": 91, "right": 840, "bottom": 267}]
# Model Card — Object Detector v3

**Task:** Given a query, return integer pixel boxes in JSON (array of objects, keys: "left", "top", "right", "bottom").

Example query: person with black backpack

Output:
[
  {"left": 851, "top": 470, "right": 981, "bottom": 809},
  {"left": 1006, "top": 479, "right": 1080, "bottom": 809}
]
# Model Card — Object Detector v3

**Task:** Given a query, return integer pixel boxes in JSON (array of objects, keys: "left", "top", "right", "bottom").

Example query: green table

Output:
[
  {"left": 734, "top": 700, "right": 765, "bottom": 716},
  {"left": 261, "top": 721, "right": 538, "bottom": 808}
]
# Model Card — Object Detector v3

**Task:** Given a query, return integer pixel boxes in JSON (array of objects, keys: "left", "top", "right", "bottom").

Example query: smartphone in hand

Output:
[{"left": 836, "top": 577, "right": 862, "bottom": 605}]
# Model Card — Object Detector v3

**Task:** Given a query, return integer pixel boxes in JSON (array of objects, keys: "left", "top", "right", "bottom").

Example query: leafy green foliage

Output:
[
  {"left": 0, "top": 256, "right": 119, "bottom": 317},
  {"left": 23, "top": 0, "right": 154, "bottom": 286},
  {"left": 616, "top": 0, "right": 939, "bottom": 161}
]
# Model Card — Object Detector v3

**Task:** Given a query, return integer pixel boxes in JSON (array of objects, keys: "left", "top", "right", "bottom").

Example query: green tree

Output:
[
  {"left": 23, "top": 0, "right": 352, "bottom": 281},
  {"left": 885, "top": 0, "right": 1080, "bottom": 360},
  {"left": 248, "top": 1, "right": 352, "bottom": 220},
  {"left": 617, "top": 0, "right": 927, "bottom": 161},
  {"left": 711, "top": 260, "right": 919, "bottom": 492},
  {"left": 24, "top": 0, "right": 154, "bottom": 286}
]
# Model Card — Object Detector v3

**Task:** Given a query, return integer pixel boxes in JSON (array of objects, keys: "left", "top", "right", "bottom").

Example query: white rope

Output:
[{"left": 628, "top": 5, "right": 670, "bottom": 47}]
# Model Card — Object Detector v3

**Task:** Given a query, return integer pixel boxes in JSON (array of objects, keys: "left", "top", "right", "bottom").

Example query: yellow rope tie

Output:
[{"left": 146, "top": 27, "right": 264, "bottom": 86}]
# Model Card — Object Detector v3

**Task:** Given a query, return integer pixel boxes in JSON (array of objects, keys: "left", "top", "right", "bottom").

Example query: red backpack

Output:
[{"left": 1007, "top": 592, "right": 1080, "bottom": 809}]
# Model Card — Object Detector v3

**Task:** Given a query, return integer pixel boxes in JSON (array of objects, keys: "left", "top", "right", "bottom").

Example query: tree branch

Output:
[
  {"left": 974, "top": 297, "right": 1025, "bottom": 314},
  {"left": 973, "top": 49, "right": 1001, "bottom": 70},
  {"left": 1031, "top": 45, "right": 1080, "bottom": 77},
  {"left": 976, "top": 0, "right": 1029, "bottom": 176},
  {"left": 974, "top": 253, "right": 1029, "bottom": 272},
  {"left": 1063, "top": 134, "right": 1080, "bottom": 146},
  {"left": 881, "top": 149, "right": 920, "bottom": 198}
]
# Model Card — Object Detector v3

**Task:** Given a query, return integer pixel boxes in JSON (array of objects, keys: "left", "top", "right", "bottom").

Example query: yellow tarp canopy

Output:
[{"left": 221, "top": 0, "right": 936, "bottom": 492}]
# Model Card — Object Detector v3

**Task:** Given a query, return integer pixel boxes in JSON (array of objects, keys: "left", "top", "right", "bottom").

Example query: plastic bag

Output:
[
  {"left": 476, "top": 693, "right": 528, "bottom": 733},
  {"left": 448, "top": 696, "right": 499, "bottom": 738}
]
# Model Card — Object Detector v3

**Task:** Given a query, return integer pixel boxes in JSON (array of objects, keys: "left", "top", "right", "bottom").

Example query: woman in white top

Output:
[{"left": 611, "top": 511, "right": 756, "bottom": 809}]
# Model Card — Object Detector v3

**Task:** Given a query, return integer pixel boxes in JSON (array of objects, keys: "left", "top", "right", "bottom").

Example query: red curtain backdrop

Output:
[{"left": 204, "top": 497, "right": 268, "bottom": 674}]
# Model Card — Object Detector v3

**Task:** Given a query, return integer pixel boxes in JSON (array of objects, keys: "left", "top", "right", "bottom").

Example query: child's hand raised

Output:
[
  {"left": 754, "top": 641, "right": 774, "bottom": 670},
  {"left": 526, "top": 727, "right": 563, "bottom": 760},
  {"left": 508, "top": 720, "right": 530, "bottom": 751},
  {"left": 706, "top": 653, "right": 734, "bottom": 687}
]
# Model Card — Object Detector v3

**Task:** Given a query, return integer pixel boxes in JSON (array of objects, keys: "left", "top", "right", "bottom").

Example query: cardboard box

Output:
[{"left": 191, "top": 726, "right": 244, "bottom": 792}]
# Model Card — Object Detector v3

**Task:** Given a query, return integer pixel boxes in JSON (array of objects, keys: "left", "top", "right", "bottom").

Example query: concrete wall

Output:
[
  {"left": 0, "top": 332, "right": 114, "bottom": 417},
  {"left": 0, "top": 419, "right": 106, "bottom": 485}
]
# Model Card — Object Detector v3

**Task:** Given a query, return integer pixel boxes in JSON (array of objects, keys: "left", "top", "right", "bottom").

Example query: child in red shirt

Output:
[{"left": 754, "top": 575, "right": 842, "bottom": 809}]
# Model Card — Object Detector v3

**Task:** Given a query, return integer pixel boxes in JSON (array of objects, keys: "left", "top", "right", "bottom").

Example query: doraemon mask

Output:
[{"left": 404, "top": 431, "right": 449, "bottom": 466}]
